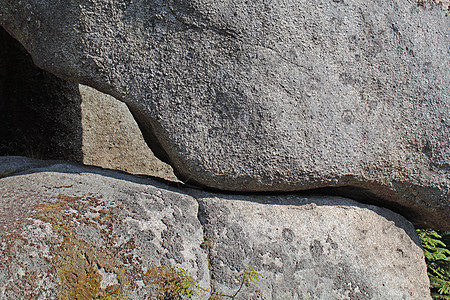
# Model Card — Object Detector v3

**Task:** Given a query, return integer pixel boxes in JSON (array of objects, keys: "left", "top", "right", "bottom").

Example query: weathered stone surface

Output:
[
  {"left": 1, "top": 0, "right": 448, "bottom": 229},
  {"left": 0, "top": 156, "right": 53, "bottom": 177},
  {"left": 0, "top": 157, "right": 431, "bottom": 299},
  {"left": 198, "top": 194, "right": 431, "bottom": 299},
  {"left": 0, "top": 157, "right": 208, "bottom": 299},
  {"left": 80, "top": 84, "right": 177, "bottom": 181},
  {"left": 421, "top": 0, "right": 450, "bottom": 9}
]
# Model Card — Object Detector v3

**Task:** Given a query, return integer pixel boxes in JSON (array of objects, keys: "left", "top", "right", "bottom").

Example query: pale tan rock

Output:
[
  {"left": 0, "top": 27, "right": 177, "bottom": 182},
  {"left": 80, "top": 84, "right": 178, "bottom": 181}
]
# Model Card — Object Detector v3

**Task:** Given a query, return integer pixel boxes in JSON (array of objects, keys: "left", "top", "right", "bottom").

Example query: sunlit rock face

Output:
[
  {"left": 0, "top": 0, "right": 448, "bottom": 229},
  {"left": 0, "top": 157, "right": 431, "bottom": 299}
]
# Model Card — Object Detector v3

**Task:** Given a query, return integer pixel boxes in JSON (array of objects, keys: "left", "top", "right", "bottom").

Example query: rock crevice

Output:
[{"left": 0, "top": 0, "right": 448, "bottom": 229}]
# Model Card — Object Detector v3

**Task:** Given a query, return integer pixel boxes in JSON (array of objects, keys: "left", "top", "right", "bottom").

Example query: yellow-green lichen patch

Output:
[
  {"left": 55, "top": 233, "right": 126, "bottom": 300},
  {"left": 34, "top": 194, "right": 136, "bottom": 300},
  {"left": 144, "top": 265, "right": 195, "bottom": 300}
]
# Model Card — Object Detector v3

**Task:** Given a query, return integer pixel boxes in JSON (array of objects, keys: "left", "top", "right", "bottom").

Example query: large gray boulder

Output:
[
  {"left": 0, "top": 0, "right": 448, "bottom": 229},
  {"left": 198, "top": 194, "right": 431, "bottom": 299},
  {"left": 0, "top": 157, "right": 431, "bottom": 299}
]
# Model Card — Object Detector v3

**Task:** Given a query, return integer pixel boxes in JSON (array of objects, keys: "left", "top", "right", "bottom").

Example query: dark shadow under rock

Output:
[{"left": 0, "top": 26, "right": 83, "bottom": 162}]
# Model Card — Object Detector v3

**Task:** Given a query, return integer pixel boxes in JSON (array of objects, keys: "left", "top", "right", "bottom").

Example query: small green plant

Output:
[
  {"left": 144, "top": 265, "right": 197, "bottom": 300},
  {"left": 145, "top": 265, "right": 263, "bottom": 300},
  {"left": 417, "top": 229, "right": 450, "bottom": 299},
  {"left": 199, "top": 268, "right": 263, "bottom": 299},
  {"left": 226, "top": 268, "right": 263, "bottom": 299},
  {"left": 178, "top": 268, "right": 198, "bottom": 299}
]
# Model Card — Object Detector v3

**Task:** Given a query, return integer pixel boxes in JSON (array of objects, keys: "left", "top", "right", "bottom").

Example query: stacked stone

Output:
[{"left": 1, "top": 0, "right": 448, "bottom": 298}]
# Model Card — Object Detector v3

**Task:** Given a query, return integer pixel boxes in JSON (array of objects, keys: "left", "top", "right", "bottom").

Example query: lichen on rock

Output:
[
  {"left": 35, "top": 194, "right": 132, "bottom": 299},
  {"left": 0, "top": 157, "right": 433, "bottom": 299},
  {"left": 0, "top": 161, "right": 209, "bottom": 299}
]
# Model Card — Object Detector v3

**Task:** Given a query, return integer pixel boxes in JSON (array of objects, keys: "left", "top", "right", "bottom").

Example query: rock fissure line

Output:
[
  {"left": 166, "top": 1, "right": 239, "bottom": 39},
  {"left": 0, "top": 160, "right": 432, "bottom": 229},
  {"left": 195, "top": 200, "right": 214, "bottom": 298}
]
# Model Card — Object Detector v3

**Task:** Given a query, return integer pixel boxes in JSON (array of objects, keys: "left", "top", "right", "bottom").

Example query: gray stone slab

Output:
[
  {"left": 198, "top": 194, "right": 431, "bottom": 299},
  {"left": 0, "top": 158, "right": 209, "bottom": 299}
]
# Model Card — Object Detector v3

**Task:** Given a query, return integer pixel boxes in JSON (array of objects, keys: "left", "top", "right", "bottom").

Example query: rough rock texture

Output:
[
  {"left": 1, "top": 0, "right": 448, "bottom": 229},
  {"left": 198, "top": 195, "right": 431, "bottom": 299},
  {"left": 0, "top": 26, "right": 177, "bottom": 180},
  {"left": 80, "top": 84, "right": 177, "bottom": 181},
  {"left": 0, "top": 157, "right": 431, "bottom": 299},
  {"left": 421, "top": 0, "right": 450, "bottom": 10},
  {"left": 0, "top": 156, "right": 208, "bottom": 300}
]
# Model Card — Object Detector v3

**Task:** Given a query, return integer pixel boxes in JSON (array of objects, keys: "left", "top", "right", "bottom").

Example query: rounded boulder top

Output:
[{"left": 0, "top": 0, "right": 448, "bottom": 229}]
